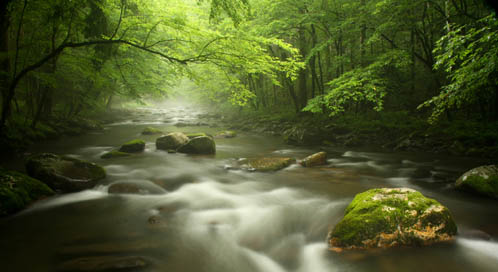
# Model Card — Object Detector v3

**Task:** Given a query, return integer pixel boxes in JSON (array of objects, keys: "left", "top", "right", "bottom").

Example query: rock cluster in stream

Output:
[
  {"left": 156, "top": 132, "right": 216, "bottom": 155},
  {"left": 327, "top": 188, "right": 457, "bottom": 252}
]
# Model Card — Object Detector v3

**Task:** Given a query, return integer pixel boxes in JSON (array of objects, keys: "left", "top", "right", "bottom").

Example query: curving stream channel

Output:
[{"left": 1, "top": 105, "right": 498, "bottom": 272}]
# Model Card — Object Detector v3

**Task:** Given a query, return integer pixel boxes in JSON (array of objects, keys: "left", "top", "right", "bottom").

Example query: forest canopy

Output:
[{"left": 0, "top": 0, "right": 496, "bottom": 133}]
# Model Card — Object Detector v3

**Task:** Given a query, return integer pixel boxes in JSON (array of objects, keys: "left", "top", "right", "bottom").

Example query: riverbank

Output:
[
  {"left": 0, "top": 109, "right": 134, "bottom": 163},
  {"left": 213, "top": 110, "right": 498, "bottom": 162}
]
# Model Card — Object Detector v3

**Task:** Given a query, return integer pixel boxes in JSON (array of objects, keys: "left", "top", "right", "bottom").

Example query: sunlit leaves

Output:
[{"left": 420, "top": 15, "right": 498, "bottom": 122}]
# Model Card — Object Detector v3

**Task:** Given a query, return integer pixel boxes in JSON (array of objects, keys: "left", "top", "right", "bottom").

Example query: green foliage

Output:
[
  {"left": 420, "top": 15, "right": 498, "bottom": 122},
  {"left": 304, "top": 51, "right": 409, "bottom": 115}
]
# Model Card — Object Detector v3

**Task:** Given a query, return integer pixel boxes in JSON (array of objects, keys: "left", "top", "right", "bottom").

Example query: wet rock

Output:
[
  {"left": 118, "top": 139, "right": 145, "bottom": 153},
  {"left": 300, "top": 151, "right": 327, "bottom": 167},
  {"left": 238, "top": 157, "right": 295, "bottom": 172},
  {"left": 108, "top": 181, "right": 166, "bottom": 195},
  {"left": 57, "top": 255, "right": 149, "bottom": 272},
  {"left": 0, "top": 169, "right": 54, "bottom": 216},
  {"left": 156, "top": 132, "right": 189, "bottom": 151},
  {"left": 185, "top": 132, "right": 212, "bottom": 139},
  {"left": 327, "top": 188, "right": 457, "bottom": 251},
  {"left": 216, "top": 130, "right": 237, "bottom": 138},
  {"left": 26, "top": 153, "right": 106, "bottom": 192},
  {"left": 455, "top": 165, "right": 498, "bottom": 199},
  {"left": 141, "top": 127, "right": 163, "bottom": 135},
  {"left": 100, "top": 150, "right": 132, "bottom": 159},
  {"left": 177, "top": 136, "right": 216, "bottom": 155}
]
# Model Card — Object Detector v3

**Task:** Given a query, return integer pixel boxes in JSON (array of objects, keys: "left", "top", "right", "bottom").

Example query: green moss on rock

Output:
[
  {"left": 328, "top": 188, "right": 457, "bottom": 251},
  {"left": 156, "top": 132, "right": 189, "bottom": 151},
  {"left": 142, "top": 127, "right": 163, "bottom": 135},
  {"left": 456, "top": 165, "right": 498, "bottom": 199},
  {"left": 119, "top": 139, "right": 146, "bottom": 153},
  {"left": 240, "top": 157, "right": 296, "bottom": 172},
  {"left": 0, "top": 169, "right": 54, "bottom": 216},
  {"left": 185, "top": 132, "right": 211, "bottom": 139},
  {"left": 101, "top": 150, "right": 132, "bottom": 159},
  {"left": 300, "top": 151, "right": 327, "bottom": 167},
  {"left": 177, "top": 136, "right": 216, "bottom": 155},
  {"left": 26, "top": 153, "right": 106, "bottom": 192}
]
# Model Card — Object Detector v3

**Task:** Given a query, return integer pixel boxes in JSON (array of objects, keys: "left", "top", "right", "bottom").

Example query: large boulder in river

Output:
[
  {"left": 0, "top": 169, "right": 54, "bottom": 216},
  {"left": 156, "top": 132, "right": 189, "bottom": 151},
  {"left": 177, "top": 136, "right": 216, "bottom": 155},
  {"left": 327, "top": 188, "right": 457, "bottom": 252},
  {"left": 300, "top": 151, "right": 327, "bottom": 167},
  {"left": 119, "top": 139, "right": 145, "bottom": 153},
  {"left": 456, "top": 165, "right": 498, "bottom": 199},
  {"left": 26, "top": 153, "right": 106, "bottom": 192}
]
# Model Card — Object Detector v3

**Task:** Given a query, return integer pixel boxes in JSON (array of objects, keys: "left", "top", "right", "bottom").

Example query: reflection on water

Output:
[{"left": 1, "top": 106, "right": 498, "bottom": 272}]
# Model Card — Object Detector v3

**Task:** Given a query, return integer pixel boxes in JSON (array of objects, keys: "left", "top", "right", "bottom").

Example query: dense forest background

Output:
[{"left": 0, "top": 0, "right": 497, "bottom": 157}]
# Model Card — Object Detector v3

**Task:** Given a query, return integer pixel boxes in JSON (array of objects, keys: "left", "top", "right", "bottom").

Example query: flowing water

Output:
[{"left": 1, "top": 105, "right": 498, "bottom": 272}]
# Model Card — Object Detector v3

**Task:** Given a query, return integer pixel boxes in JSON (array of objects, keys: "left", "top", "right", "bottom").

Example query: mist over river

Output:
[{"left": 1, "top": 105, "right": 498, "bottom": 272}]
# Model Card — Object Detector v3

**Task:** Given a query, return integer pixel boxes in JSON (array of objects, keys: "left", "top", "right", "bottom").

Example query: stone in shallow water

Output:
[
  {"left": 57, "top": 255, "right": 149, "bottom": 271},
  {"left": 26, "top": 153, "right": 106, "bottom": 192},
  {"left": 141, "top": 127, "right": 163, "bottom": 135},
  {"left": 119, "top": 139, "right": 146, "bottom": 153},
  {"left": 300, "top": 151, "right": 327, "bottom": 167},
  {"left": 177, "top": 136, "right": 216, "bottom": 155},
  {"left": 327, "top": 187, "right": 457, "bottom": 251},
  {"left": 156, "top": 132, "right": 189, "bottom": 151},
  {"left": 455, "top": 165, "right": 498, "bottom": 199},
  {"left": 238, "top": 157, "right": 296, "bottom": 172},
  {"left": 215, "top": 130, "right": 237, "bottom": 138},
  {"left": 101, "top": 150, "right": 132, "bottom": 159}
]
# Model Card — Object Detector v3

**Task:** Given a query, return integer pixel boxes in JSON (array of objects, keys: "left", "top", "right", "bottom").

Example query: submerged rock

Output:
[
  {"left": 328, "top": 188, "right": 457, "bottom": 251},
  {"left": 177, "top": 136, "right": 216, "bottom": 155},
  {"left": 57, "top": 255, "right": 149, "bottom": 272},
  {"left": 26, "top": 153, "right": 106, "bottom": 192},
  {"left": 119, "top": 139, "right": 146, "bottom": 153},
  {"left": 141, "top": 127, "right": 163, "bottom": 135},
  {"left": 238, "top": 157, "right": 295, "bottom": 172},
  {"left": 100, "top": 150, "right": 132, "bottom": 159},
  {"left": 456, "top": 165, "right": 498, "bottom": 199},
  {"left": 216, "top": 130, "right": 237, "bottom": 138},
  {"left": 0, "top": 169, "right": 54, "bottom": 216},
  {"left": 300, "top": 151, "right": 327, "bottom": 167},
  {"left": 156, "top": 132, "right": 189, "bottom": 151}
]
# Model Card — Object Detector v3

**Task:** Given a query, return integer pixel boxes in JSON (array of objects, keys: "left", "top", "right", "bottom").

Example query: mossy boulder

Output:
[
  {"left": 101, "top": 150, "right": 132, "bottom": 159},
  {"left": 119, "top": 139, "right": 146, "bottom": 153},
  {"left": 300, "top": 151, "right": 327, "bottom": 167},
  {"left": 0, "top": 169, "right": 54, "bottom": 216},
  {"left": 455, "top": 165, "right": 498, "bottom": 198},
  {"left": 26, "top": 153, "right": 106, "bottom": 192},
  {"left": 156, "top": 132, "right": 189, "bottom": 151},
  {"left": 239, "top": 157, "right": 295, "bottom": 172},
  {"left": 185, "top": 132, "right": 213, "bottom": 139},
  {"left": 328, "top": 188, "right": 457, "bottom": 251},
  {"left": 141, "top": 127, "right": 163, "bottom": 135},
  {"left": 216, "top": 130, "right": 237, "bottom": 138},
  {"left": 177, "top": 136, "right": 216, "bottom": 155}
]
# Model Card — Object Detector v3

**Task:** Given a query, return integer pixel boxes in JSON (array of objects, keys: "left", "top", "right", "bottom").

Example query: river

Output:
[{"left": 1, "top": 105, "right": 498, "bottom": 272}]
